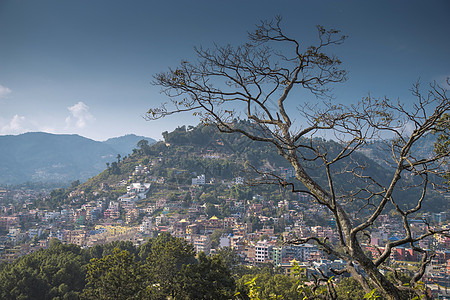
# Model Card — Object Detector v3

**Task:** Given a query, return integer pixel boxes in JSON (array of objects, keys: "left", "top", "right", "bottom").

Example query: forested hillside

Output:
[{"left": 42, "top": 123, "right": 446, "bottom": 213}]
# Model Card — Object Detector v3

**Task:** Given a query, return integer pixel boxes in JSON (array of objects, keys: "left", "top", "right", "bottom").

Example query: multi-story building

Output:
[
  {"left": 280, "top": 243, "right": 317, "bottom": 263},
  {"left": 271, "top": 246, "right": 283, "bottom": 265},
  {"left": 192, "top": 174, "right": 206, "bottom": 185},
  {"left": 255, "top": 240, "right": 272, "bottom": 263},
  {"left": 193, "top": 234, "right": 211, "bottom": 255}
]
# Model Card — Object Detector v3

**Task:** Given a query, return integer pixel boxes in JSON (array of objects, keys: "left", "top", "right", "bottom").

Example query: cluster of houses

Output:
[{"left": 0, "top": 166, "right": 448, "bottom": 291}]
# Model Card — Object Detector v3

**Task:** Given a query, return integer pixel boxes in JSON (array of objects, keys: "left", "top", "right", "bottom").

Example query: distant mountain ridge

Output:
[
  {"left": 357, "top": 134, "right": 438, "bottom": 169},
  {"left": 0, "top": 132, "right": 155, "bottom": 185}
]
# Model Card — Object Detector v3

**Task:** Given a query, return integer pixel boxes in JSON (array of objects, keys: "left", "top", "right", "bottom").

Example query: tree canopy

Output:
[{"left": 0, "top": 236, "right": 239, "bottom": 300}]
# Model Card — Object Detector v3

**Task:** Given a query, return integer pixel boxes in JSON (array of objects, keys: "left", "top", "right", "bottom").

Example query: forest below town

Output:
[{"left": 0, "top": 233, "right": 394, "bottom": 300}]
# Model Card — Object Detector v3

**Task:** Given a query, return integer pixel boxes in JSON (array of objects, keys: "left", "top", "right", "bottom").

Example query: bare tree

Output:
[{"left": 147, "top": 17, "right": 449, "bottom": 300}]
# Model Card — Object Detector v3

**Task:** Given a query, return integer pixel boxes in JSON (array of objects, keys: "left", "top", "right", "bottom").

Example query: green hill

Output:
[
  {"left": 41, "top": 123, "right": 446, "bottom": 213},
  {"left": 0, "top": 132, "right": 155, "bottom": 185}
]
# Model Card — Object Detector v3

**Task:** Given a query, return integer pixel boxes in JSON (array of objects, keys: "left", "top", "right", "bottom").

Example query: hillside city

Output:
[{"left": 1, "top": 136, "right": 449, "bottom": 297}]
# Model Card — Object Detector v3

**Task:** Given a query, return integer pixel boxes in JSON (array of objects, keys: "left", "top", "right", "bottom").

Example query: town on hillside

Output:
[{"left": 0, "top": 152, "right": 449, "bottom": 297}]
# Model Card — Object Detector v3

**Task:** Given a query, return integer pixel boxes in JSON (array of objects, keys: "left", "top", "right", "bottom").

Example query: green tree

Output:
[
  {"left": 87, "top": 240, "right": 138, "bottom": 259},
  {"left": 237, "top": 272, "right": 298, "bottom": 300},
  {"left": 334, "top": 278, "right": 366, "bottom": 300},
  {"left": 83, "top": 248, "right": 144, "bottom": 300},
  {"left": 0, "top": 239, "right": 87, "bottom": 300},
  {"left": 138, "top": 239, "right": 154, "bottom": 261},
  {"left": 145, "top": 233, "right": 196, "bottom": 298},
  {"left": 110, "top": 161, "right": 120, "bottom": 175},
  {"left": 179, "top": 252, "right": 235, "bottom": 299},
  {"left": 205, "top": 202, "right": 220, "bottom": 218},
  {"left": 71, "top": 179, "right": 80, "bottom": 188},
  {"left": 215, "top": 247, "right": 241, "bottom": 275},
  {"left": 210, "top": 229, "right": 225, "bottom": 249},
  {"left": 137, "top": 138, "right": 149, "bottom": 150}
]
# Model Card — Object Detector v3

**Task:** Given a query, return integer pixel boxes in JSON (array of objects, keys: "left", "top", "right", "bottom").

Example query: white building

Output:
[
  {"left": 28, "top": 228, "right": 43, "bottom": 240},
  {"left": 193, "top": 235, "right": 211, "bottom": 255},
  {"left": 192, "top": 174, "right": 206, "bottom": 185},
  {"left": 126, "top": 183, "right": 151, "bottom": 199},
  {"left": 255, "top": 240, "right": 272, "bottom": 263},
  {"left": 44, "top": 211, "right": 61, "bottom": 222},
  {"left": 140, "top": 217, "right": 153, "bottom": 235}
]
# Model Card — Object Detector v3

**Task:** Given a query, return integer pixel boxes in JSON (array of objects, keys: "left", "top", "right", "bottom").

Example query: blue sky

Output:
[{"left": 0, "top": 0, "right": 449, "bottom": 141}]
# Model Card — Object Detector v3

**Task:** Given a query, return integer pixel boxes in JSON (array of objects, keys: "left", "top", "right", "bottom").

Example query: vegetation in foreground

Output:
[{"left": 0, "top": 234, "right": 428, "bottom": 300}]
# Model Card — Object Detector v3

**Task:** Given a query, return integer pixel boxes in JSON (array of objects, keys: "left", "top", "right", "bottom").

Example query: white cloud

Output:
[
  {"left": 0, "top": 84, "right": 12, "bottom": 99},
  {"left": 1, "top": 115, "right": 28, "bottom": 134},
  {"left": 65, "top": 101, "right": 95, "bottom": 129}
]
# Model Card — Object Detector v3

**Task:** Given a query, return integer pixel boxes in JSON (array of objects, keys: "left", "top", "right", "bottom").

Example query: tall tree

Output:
[
  {"left": 179, "top": 252, "right": 236, "bottom": 300},
  {"left": 145, "top": 233, "right": 196, "bottom": 299},
  {"left": 110, "top": 161, "right": 121, "bottom": 175},
  {"left": 137, "top": 139, "right": 151, "bottom": 154},
  {"left": 148, "top": 16, "right": 449, "bottom": 299},
  {"left": 83, "top": 248, "right": 144, "bottom": 300}
]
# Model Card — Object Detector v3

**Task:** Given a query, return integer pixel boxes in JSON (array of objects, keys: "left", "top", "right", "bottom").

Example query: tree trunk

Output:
[{"left": 293, "top": 157, "right": 402, "bottom": 299}]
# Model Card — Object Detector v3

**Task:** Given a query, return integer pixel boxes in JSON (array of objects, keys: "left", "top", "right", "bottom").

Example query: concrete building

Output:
[
  {"left": 193, "top": 234, "right": 211, "bottom": 255},
  {"left": 255, "top": 240, "right": 272, "bottom": 263},
  {"left": 192, "top": 174, "right": 206, "bottom": 185}
]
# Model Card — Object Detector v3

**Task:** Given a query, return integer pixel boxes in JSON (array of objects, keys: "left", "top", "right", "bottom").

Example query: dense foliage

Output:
[
  {"left": 0, "top": 234, "right": 236, "bottom": 300},
  {"left": 0, "top": 234, "right": 396, "bottom": 299},
  {"left": 0, "top": 239, "right": 88, "bottom": 299}
]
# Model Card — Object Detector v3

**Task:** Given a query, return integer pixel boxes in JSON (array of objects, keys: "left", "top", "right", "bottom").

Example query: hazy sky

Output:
[{"left": 0, "top": 0, "right": 449, "bottom": 141}]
